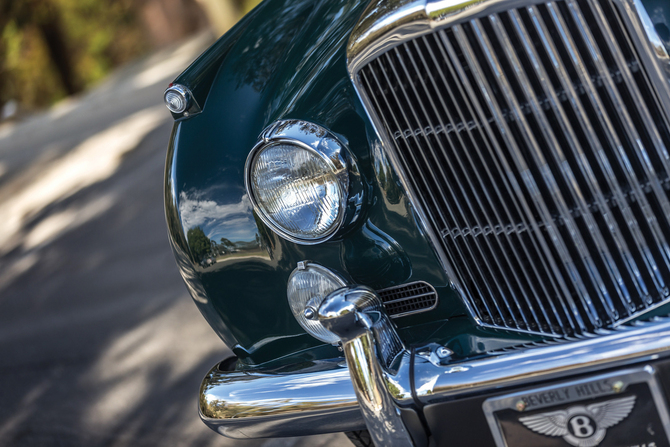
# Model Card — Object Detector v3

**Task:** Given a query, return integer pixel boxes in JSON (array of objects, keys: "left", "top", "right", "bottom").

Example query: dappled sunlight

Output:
[
  {"left": 0, "top": 253, "right": 38, "bottom": 292},
  {"left": 0, "top": 23, "right": 353, "bottom": 447},
  {"left": 81, "top": 297, "right": 225, "bottom": 432},
  {"left": 0, "top": 105, "right": 166, "bottom": 255},
  {"left": 47, "top": 97, "right": 80, "bottom": 121},
  {"left": 0, "top": 123, "right": 14, "bottom": 141},
  {"left": 23, "top": 193, "right": 116, "bottom": 250},
  {"left": 0, "top": 378, "right": 51, "bottom": 441},
  {"left": 132, "top": 32, "right": 214, "bottom": 89}
]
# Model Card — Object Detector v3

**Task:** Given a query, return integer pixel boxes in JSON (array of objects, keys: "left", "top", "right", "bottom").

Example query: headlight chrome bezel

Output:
[{"left": 245, "top": 120, "right": 362, "bottom": 245}]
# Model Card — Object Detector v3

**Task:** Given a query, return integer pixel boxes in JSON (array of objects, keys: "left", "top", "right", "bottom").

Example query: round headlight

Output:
[
  {"left": 287, "top": 261, "right": 347, "bottom": 344},
  {"left": 246, "top": 121, "right": 356, "bottom": 244}
]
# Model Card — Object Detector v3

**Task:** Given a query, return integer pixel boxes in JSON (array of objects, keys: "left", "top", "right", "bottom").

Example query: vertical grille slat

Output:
[
  {"left": 494, "top": 10, "right": 641, "bottom": 319},
  {"left": 476, "top": 14, "right": 630, "bottom": 324},
  {"left": 410, "top": 36, "right": 559, "bottom": 332},
  {"left": 546, "top": 2, "right": 670, "bottom": 300},
  {"left": 455, "top": 22, "right": 604, "bottom": 329},
  {"left": 508, "top": 8, "right": 642, "bottom": 316},
  {"left": 356, "top": 0, "right": 670, "bottom": 336},
  {"left": 383, "top": 48, "right": 520, "bottom": 326},
  {"left": 437, "top": 30, "right": 583, "bottom": 333},
  {"left": 361, "top": 63, "right": 502, "bottom": 322},
  {"left": 525, "top": 5, "right": 658, "bottom": 307},
  {"left": 394, "top": 43, "right": 546, "bottom": 331},
  {"left": 563, "top": 1, "right": 670, "bottom": 268}
]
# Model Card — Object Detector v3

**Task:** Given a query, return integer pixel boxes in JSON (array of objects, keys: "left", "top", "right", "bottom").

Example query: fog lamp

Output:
[{"left": 287, "top": 261, "right": 347, "bottom": 344}]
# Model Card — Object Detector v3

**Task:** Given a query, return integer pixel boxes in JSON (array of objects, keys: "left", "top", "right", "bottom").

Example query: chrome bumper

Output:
[
  {"left": 199, "top": 359, "right": 365, "bottom": 438},
  {"left": 200, "top": 305, "right": 670, "bottom": 440}
]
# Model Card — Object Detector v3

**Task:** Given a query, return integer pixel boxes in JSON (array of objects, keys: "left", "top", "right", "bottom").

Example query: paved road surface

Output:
[{"left": 0, "top": 33, "right": 351, "bottom": 447}]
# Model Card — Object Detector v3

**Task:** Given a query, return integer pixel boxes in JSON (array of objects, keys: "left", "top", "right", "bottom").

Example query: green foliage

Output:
[
  {"left": 1, "top": 20, "right": 64, "bottom": 107},
  {"left": 58, "top": 0, "right": 146, "bottom": 86},
  {"left": 0, "top": 0, "right": 147, "bottom": 110},
  {"left": 0, "top": 0, "right": 261, "bottom": 112}
]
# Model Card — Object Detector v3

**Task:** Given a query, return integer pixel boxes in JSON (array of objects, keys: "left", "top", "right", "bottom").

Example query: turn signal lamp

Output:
[{"left": 164, "top": 84, "right": 191, "bottom": 114}]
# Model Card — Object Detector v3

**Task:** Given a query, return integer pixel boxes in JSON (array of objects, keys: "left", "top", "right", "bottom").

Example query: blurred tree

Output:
[
  {"left": 0, "top": 0, "right": 147, "bottom": 110},
  {"left": 195, "top": 0, "right": 244, "bottom": 35},
  {"left": 137, "top": 0, "right": 208, "bottom": 47},
  {"left": 0, "top": 0, "right": 261, "bottom": 113},
  {"left": 0, "top": 0, "right": 82, "bottom": 96}
]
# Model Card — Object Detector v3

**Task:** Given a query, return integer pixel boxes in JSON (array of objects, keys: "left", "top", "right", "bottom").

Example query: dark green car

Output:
[{"left": 163, "top": 0, "right": 670, "bottom": 445}]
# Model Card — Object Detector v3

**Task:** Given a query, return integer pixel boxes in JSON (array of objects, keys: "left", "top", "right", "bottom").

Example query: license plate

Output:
[{"left": 483, "top": 367, "right": 670, "bottom": 447}]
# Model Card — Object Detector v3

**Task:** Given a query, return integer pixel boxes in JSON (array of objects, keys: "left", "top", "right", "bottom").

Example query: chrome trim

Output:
[
  {"left": 617, "top": 0, "right": 670, "bottom": 128},
  {"left": 199, "top": 359, "right": 364, "bottom": 438},
  {"left": 318, "top": 286, "right": 414, "bottom": 446},
  {"left": 348, "top": 0, "right": 670, "bottom": 337},
  {"left": 198, "top": 310, "right": 670, "bottom": 440},
  {"left": 244, "top": 120, "right": 364, "bottom": 245},
  {"left": 414, "top": 317, "right": 670, "bottom": 405},
  {"left": 348, "top": 0, "right": 555, "bottom": 73}
]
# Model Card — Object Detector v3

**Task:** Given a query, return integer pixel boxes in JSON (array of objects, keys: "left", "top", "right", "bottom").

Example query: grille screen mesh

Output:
[
  {"left": 359, "top": 0, "right": 670, "bottom": 336},
  {"left": 378, "top": 281, "right": 438, "bottom": 317}
]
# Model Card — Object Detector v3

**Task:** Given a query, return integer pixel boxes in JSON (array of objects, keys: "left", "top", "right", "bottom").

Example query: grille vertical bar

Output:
[{"left": 357, "top": 0, "right": 670, "bottom": 336}]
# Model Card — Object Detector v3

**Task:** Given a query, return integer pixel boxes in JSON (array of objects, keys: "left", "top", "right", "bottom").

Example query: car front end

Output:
[{"left": 164, "top": 0, "right": 670, "bottom": 445}]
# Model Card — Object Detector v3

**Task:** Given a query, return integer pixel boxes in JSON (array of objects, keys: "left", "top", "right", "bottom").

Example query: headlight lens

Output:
[
  {"left": 248, "top": 142, "right": 346, "bottom": 242},
  {"left": 287, "top": 262, "right": 347, "bottom": 344}
]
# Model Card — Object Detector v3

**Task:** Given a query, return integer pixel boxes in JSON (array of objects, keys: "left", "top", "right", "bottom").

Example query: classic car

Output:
[{"left": 162, "top": 0, "right": 670, "bottom": 445}]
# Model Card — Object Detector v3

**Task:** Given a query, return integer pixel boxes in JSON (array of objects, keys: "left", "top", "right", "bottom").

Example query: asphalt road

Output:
[{"left": 0, "top": 33, "right": 351, "bottom": 447}]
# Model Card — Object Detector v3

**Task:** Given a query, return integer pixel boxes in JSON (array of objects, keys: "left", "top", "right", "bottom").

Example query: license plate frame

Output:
[{"left": 483, "top": 367, "right": 670, "bottom": 447}]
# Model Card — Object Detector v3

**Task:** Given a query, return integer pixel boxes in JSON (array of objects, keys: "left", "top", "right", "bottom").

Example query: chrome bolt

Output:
[
  {"left": 436, "top": 346, "right": 453, "bottom": 359},
  {"left": 612, "top": 381, "right": 625, "bottom": 393},
  {"left": 303, "top": 307, "right": 316, "bottom": 320},
  {"left": 516, "top": 400, "right": 527, "bottom": 412}
]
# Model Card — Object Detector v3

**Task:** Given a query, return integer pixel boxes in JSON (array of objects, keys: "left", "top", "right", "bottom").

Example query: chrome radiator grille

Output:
[{"left": 357, "top": 0, "right": 670, "bottom": 336}]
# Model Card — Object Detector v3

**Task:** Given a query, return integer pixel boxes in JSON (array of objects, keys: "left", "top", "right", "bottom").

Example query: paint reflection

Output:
[
  {"left": 343, "top": 220, "right": 411, "bottom": 289},
  {"left": 178, "top": 191, "right": 274, "bottom": 268}
]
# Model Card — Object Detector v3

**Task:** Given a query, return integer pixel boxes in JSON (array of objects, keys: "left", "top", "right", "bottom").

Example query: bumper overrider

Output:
[{"left": 199, "top": 284, "right": 670, "bottom": 445}]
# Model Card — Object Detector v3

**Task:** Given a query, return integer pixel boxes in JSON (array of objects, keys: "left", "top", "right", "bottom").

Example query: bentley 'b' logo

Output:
[{"left": 519, "top": 395, "right": 636, "bottom": 447}]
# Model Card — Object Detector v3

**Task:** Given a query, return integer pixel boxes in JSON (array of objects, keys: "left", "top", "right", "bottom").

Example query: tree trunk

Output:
[{"left": 37, "top": 12, "right": 81, "bottom": 96}]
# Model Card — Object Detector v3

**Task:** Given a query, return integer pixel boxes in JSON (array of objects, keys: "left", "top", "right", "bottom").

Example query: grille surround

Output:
[{"left": 350, "top": 0, "right": 670, "bottom": 337}]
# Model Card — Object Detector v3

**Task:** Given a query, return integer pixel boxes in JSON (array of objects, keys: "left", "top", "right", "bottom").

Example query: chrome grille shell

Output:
[{"left": 349, "top": 0, "right": 670, "bottom": 336}]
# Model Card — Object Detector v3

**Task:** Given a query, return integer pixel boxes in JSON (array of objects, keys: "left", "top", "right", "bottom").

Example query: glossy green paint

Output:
[
  {"left": 641, "top": 0, "right": 670, "bottom": 53},
  {"left": 164, "top": 0, "right": 542, "bottom": 368}
]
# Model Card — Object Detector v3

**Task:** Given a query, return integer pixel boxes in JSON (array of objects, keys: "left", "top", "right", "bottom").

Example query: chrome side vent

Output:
[
  {"left": 377, "top": 281, "right": 438, "bottom": 318},
  {"left": 357, "top": 0, "right": 670, "bottom": 336}
]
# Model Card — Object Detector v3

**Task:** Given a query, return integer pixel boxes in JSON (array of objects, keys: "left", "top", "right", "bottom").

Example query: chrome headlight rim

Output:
[{"left": 244, "top": 120, "right": 357, "bottom": 245}]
